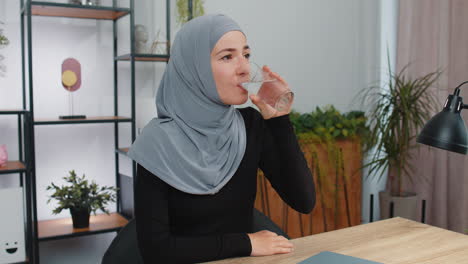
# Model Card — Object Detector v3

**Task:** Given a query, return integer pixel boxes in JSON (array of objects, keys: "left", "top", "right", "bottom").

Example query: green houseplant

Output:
[
  {"left": 0, "top": 22, "right": 8, "bottom": 46},
  {"left": 290, "top": 105, "right": 370, "bottom": 197},
  {"left": 176, "top": 0, "right": 205, "bottom": 26},
  {"left": 46, "top": 170, "right": 118, "bottom": 228},
  {"left": 0, "top": 21, "right": 9, "bottom": 77},
  {"left": 290, "top": 105, "right": 370, "bottom": 145},
  {"left": 360, "top": 64, "right": 441, "bottom": 219}
]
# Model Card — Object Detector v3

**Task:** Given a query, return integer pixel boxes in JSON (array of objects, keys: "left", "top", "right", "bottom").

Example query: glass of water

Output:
[{"left": 241, "top": 62, "right": 294, "bottom": 112}]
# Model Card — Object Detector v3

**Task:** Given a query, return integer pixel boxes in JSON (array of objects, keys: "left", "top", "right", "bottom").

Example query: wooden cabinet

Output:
[{"left": 255, "top": 139, "right": 363, "bottom": 239}]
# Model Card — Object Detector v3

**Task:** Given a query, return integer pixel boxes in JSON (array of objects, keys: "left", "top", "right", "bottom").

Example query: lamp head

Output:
[{"left": 417, "top": 83, "right": 468, "bottom": 154}]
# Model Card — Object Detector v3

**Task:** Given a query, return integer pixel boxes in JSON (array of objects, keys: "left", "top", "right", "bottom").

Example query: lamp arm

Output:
[{"left": 454, "top": 81, "right": 468, "bottom": 96}]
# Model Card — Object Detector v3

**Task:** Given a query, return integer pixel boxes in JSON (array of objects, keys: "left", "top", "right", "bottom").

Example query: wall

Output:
[
  {"left": 0, "top": 0, "right": 384, "bottom": 263},
  {"left": 360, "top": 0, "right": 399, "bottom": 223}
]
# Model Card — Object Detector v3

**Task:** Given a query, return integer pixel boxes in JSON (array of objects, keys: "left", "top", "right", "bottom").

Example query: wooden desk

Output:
[{"left": 204, "top": 217, "right": 468, "bottom": 264}]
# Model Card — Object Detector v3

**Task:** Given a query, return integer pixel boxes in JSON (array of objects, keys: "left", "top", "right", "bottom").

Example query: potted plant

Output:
[
  {"left": 176, "top": 0, "right": 205, "bottom": 26},
  {"left": 291, "top": 106, "right": 370, "bottom": 229},
  {"left": 360, "top": 64, "right": 441, "bottom": 220},
  {"left": 0, "top": 21, "right": 9, "bottom": 77},
  {"left": 46, "top": 170, "right": 118, "bottom": 228},
  {"left": 255, "top": 105, "right": 371, "bottom": 238}
]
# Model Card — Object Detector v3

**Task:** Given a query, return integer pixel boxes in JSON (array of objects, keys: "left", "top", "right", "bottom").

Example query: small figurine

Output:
[
  {"left": 135, "top": 24, "right": 148, "bottom": 54},
  {"left": 0, "top": 144, "right": 8, "bottom": 167}
]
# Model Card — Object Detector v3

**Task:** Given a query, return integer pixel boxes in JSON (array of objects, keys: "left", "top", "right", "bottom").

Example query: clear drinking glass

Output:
[{"left": 241, "top": 62, "right": 294, "bottom": 112}]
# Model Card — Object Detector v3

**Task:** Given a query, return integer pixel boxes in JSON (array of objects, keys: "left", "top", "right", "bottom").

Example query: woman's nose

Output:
[{"left": 237, "top": 58, "right": 250, "bottom": 77}]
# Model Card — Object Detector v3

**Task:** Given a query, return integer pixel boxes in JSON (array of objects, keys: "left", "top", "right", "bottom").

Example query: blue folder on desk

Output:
[{"left": 298, "top": 251, "right": 383, "bottom": 264}]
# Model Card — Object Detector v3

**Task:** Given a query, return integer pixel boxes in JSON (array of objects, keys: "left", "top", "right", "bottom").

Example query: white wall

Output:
[
  {"left": 133, "top": 0, "right": 383, "bottom": 129},
  {"left": 360, "top": 0, "right": 399, "bottom": 223},
  {"left": 205, "top": 0, "right": 381, "bottom": 114},
  {"left": 0, "top": 0, "right": 385, "bottom": 263}
]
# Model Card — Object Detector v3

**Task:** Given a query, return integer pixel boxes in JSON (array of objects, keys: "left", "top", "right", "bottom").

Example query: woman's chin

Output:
[
  {"left": 222, "top": 94, "right": 249, "bottom": 106},
  {"left": 236, "top": 95, "right": 249, "bottom": 105}
]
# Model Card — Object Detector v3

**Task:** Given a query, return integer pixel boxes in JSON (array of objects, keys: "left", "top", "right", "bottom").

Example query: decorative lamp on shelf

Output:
[
  {"left": 417, "top": 81, "right": 468, "bottom": 154},
  {"left": 60, "top": 58, "right": 86, "bottom": 119}
]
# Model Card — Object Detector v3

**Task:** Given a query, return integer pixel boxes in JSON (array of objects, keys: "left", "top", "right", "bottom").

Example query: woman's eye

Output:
[
  {"left": 221, "top": 54, "right": 232, "bottom": 61},
  {"left": 244, "top": 53, "right": 250, "bottom": 59}
]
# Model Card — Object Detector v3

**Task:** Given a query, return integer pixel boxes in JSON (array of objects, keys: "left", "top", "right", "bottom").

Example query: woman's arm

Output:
[
  {"left": 134, "top": 164, "right": 251, "bottom": 264},
  {"left": 259, "top": 114, "right": 316, "bottom": 214}
]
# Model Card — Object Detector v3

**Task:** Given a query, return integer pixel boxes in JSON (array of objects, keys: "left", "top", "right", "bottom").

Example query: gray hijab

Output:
[{"left": 128, "top": 14, "right": 247, "bottom": 195}]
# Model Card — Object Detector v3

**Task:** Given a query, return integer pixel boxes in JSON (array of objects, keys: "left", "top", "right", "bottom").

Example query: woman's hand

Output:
[
  {"left": 249, "top": 66, "right": 292, "bottom": 120},
  {"left": 247, "top": 230, "right": 294, "bottom": 256}
]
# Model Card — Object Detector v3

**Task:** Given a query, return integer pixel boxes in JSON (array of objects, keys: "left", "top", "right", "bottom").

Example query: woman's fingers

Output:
[
  {"left": 248, "top": 230, "right": 295, "bottom": 256},
  {"left": 278, "top": 247, "right": 294, "bottom": 254},
  {"left": 277, "top": 241, "right": 294, "bottom": 248},
  {"left": 273, "top": 236, "right": 294, "bottom": 250},
  {"left": 275, "top": 239, "right": 293, "bottom": 247},
  {"left": 273, "top": 235, "right": 287, "bottom": 241},
  {"left": 249, "top": 94, "right": 276, "bottom": 119},
  {"left": 262, "top": 65, "right": 288, "bottom": 85},
  {"left": 274, "top": 245, "right": 294, "bottom": 254},
  {"left": 249, "top": 94, "right": 267, "bottom": 110},
  {"left": 271, "top": 72, "right": 288, "bottom": 85}
]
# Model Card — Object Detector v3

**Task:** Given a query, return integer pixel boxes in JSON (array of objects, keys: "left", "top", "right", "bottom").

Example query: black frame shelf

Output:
[
  {"left": 34, "top": 116, "right": 132, "bottom": 125},
  {"left": 116, "top": 53, "right": 170, "bottom": 62},
  {"left": 0, "top": 109, "right": 28, "bottom": 115},
  {"left": 0, "top": 109, "right": 34, "bottom": 264},
  {"left": 19, "top": 0, "right": 172, "bottom": 262},
  {"left": 0, "top": 110, "right": 29, "bottom": 174},
  {"left": 23, "top": 1, "right": 130, "bottom": 20}
]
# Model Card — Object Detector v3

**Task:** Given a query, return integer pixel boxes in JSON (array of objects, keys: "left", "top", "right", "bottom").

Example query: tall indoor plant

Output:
[{"left": 361, "top": 64, "right": 441, "bottom": 219}]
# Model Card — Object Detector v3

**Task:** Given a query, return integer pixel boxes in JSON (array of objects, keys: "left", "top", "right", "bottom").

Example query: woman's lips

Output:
[{"left": 237, "top": 84, "right": 248, "bottom": 93}]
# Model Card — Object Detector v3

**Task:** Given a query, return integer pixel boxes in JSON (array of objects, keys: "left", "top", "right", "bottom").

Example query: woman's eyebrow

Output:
[{"left": 215, "top": 45, "right": 250, "bottom": 56}]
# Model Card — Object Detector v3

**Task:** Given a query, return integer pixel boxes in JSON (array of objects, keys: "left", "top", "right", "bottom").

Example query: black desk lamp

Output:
[{"left": 417, "top": 81, "right": 468, "bottom": 154}]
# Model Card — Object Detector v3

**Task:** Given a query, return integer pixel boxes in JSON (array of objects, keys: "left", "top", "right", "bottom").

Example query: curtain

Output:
[{"left": 396, "top": 0, "right": 468, "bottom": 233}]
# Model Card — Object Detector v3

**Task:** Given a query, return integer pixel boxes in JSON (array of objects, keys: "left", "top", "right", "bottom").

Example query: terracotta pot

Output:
[
  {"left": 379, "top": 191, "right": 419, "bottom": 221},
  {"left": 70, "top": 207, "right": 90, "bottom": 228}
]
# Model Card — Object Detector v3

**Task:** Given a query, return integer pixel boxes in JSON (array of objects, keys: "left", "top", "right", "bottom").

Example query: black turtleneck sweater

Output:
[{"left": 134, "top": 107, "right": 315, "bottom": 264}]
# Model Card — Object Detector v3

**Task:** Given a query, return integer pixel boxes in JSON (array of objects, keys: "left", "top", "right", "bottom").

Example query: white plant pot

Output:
[{"left": 379, "top": 191, "right": 419, "bottom": 221}]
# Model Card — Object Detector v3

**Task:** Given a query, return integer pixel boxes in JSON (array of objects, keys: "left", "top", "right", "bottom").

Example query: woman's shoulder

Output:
[
  {"left": 236, "top": 107, "right": 265, "bottom": 133},
  {"left": 237, "top": 106, "right": 263, "bottom": 122}
]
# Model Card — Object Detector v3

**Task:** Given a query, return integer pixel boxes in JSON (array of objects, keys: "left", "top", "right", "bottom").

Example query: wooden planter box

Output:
[{"left": 254, "top": 138, "right": 363, "bottom": 239}]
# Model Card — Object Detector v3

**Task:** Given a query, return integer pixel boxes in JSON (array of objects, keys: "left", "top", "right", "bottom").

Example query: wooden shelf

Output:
[
  {"left": 34, "top": 116, "right": 132, "bottom": 125},
  {"left": 116, "top": 54, "right": 170, "bottom": 62},
  {"left": 38, "top": 212, "right": 128, "bottom": 241},
  {"left": 117, "top": 147, "right": 129, "bottom": 155},
  {"left": 29, "top": 1, "right": 130, "bottom": 20},
  {"left": 0, "top": 161, "right": 27, "bottom": 174}
]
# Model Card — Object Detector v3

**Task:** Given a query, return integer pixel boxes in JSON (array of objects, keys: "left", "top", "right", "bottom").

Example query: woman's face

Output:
[{"left": 211, "top": 31, "right": 251, "bottom": 105}]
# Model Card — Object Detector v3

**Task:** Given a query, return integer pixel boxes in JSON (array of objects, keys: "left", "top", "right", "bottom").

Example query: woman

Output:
[{"left": 128, "top": 14, "right": 315, "bottom": 263}]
